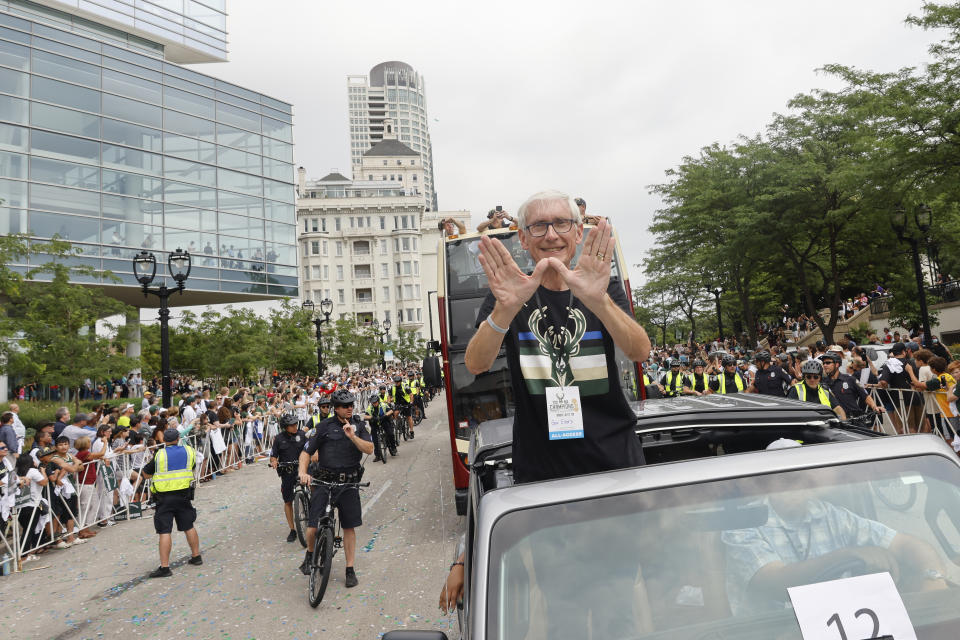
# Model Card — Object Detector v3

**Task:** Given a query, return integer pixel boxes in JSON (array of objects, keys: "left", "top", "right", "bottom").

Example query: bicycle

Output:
[
  {"left": 306, "top": 478, "right": 370, "bottom": 607},
  {"left": 395, "top": 405, "right": 411, "bottom": 441},
  {"left": 278, "top": 462, "right": 310, "bottom": 547},
  {"left": 369, "top": 417, "right": 396, "bottom": 463}
]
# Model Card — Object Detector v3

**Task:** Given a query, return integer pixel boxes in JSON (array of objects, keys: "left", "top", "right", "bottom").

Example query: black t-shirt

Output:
[
  {"left": 879, "top": 357, "right": 913, "bottom": 390},
  {"left": 303, "top": 416, "right": 372, "bottom": 471},
  {"left": 270, "top": 429, "right": 307, "bottom": 464},
  {"left": 753, "top": 365, "right": 792, "bottom": 397},
  {"left": 476, "top": 280, "right": 644, "bottom": 483},
  {"left": 824, "top": 373, "right": 867, "bottom": 415}
]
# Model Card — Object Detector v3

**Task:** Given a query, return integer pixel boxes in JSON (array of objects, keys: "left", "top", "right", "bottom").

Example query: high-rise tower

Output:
[{"left": 347, "top": 61, "right": 437, "bottom": 211}]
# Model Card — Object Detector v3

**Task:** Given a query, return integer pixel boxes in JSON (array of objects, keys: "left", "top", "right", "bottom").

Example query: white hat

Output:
[{"left": 766, "top": 438, "right": 802, "bottom": 451}]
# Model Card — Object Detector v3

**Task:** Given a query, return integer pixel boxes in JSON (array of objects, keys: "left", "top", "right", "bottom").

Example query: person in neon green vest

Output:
[
  {"left": 710, "top": 355, "right": 746, "bottom": 394},
  {"left": 142, "top": 428, "right": 202, "bottom": 578},
  {"left": 786, "top": 359, "right": 846, "bottom": 419}
]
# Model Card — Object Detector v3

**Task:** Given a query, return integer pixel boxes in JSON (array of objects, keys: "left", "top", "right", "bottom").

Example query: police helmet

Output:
[
  {"left": 721, "top": 355, "right": 737, "bottom": 367},
  {"left": 378, "top": 386, "right": 387, "bottom": 393},
  {"left": 819, "top": 352, "right": 842, "bottom": 364},
  {"left": 692, "top": 359, "right": 706, "bottom": 368},
  {"left": 279, "top": 413, "right": 298, "bottom": 428},
  {"left": 318, "top": 396, "right": 331, "bottom": 406},
  {"left": 778, "top": 353, "right": 790, "bottom": 363},
  {"left": 669, "top": 358, "right": 680, "bottom": 368},
  {"left": 754, "top": 350, "right": 771, "bottom": 362},
  {"left": 370, "top": 394, "right": 380, "bottom": 403},
  {"left": 330, "top": 389, "right": 355, "bottom": 407},
  {"left": 393, "top": 375, "right": 403, "bottom": 383},
  {"left": 801, "top": 359, "right": 824, "bottom": 377},
  {"left": 407, "top": 371, "right": 416, "bottom": 377}
]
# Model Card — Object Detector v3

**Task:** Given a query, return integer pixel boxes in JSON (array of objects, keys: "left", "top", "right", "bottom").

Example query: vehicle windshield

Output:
[{"left": 488, "top": 454, "right": 960, "bottom": 639}]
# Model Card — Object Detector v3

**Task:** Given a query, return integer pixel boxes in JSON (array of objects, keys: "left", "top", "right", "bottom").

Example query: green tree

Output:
[
  {"left": 393, "top": 327, "right": 426, "bottom": 365},
  {"left": 267, "top": 299, "right": 317, "bottom": 375},
  {"left": 6, "top": 264, "right": 137, "bottom": 411}
]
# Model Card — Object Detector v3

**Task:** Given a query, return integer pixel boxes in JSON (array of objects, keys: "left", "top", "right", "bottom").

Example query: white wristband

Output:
[{"left": 486, "top": 315, "right": 508, "bottom": 334}]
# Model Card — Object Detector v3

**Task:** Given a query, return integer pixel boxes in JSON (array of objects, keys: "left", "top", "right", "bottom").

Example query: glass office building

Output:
[{"left": 0, "top": 0, "right": 298, "bottom": 306}]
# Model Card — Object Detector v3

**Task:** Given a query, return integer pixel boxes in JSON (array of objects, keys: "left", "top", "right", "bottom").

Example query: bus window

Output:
[
  {"left": 446, "top": 232, "right": 535, "bottom": 298},
  {"left": 448, "top": 297, "right": 487, "bottom": 346},
  {"left": 446, "top": 350, "right": 514, "bottom": 440}
]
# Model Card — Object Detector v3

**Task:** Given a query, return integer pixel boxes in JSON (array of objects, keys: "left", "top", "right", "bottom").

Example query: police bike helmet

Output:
[
  {"left": 407, "top": 370, "right": 416, "bottom": 377},
  {"left": 778, "top": 353, "right": 790, "bottom": 363},
  {"left": 378, "top": 385, "right": 387, "bottom": 393},
  {"left": 800, "top": 359, "right": 824, "bottom": 377},
  {"left": 692, "top": 358, "right": 706, "bottom": 368},
  {"left": 819, "top": 351, "right": 842, "bottom": 364},
  {"left": 393, "top": 375, "right": 403, "bottom": 383},
  {"left": 721, "top": 354, "right": 737, "bottom": 367},
  {"left": 279, "top": 413, "right": 299, "bottom": 429},
  {"left": 754, "top": 350, "right": 771, "bottom": 362},
  {"left": 330, "top": 388, "right": 356, "bottom": 407},
  {"left": 669, "top": 358, "right": 680, "bottom": 368}
]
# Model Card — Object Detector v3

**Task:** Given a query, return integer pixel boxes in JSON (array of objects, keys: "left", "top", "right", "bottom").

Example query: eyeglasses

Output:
[{"left": 525, "top": 218, "right": 577, "bottom": 237}]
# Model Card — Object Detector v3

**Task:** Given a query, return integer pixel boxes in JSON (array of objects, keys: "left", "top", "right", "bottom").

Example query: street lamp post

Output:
[
  {"left": 708, "top": 285, "right": 724, "bottom": 341},
  {"left": 891, "top": 205, "right": 933, "bottom": 347},
  {"left": 373, "top": 318, "right": 391, "bottom": 369},
  {"left": 302, "top": 298, "right": 333, "bottom": 376},
  {"left": 133, "top": 248, "right": 191, "bottom": 409}
]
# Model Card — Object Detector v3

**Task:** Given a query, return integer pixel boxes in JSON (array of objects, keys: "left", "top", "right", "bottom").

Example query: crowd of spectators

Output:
[{"left": 0, "top": 363, "right": 430, "bottom": 569}]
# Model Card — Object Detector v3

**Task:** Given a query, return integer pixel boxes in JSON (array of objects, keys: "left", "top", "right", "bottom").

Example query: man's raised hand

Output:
[
  {"left": 546, "top": 217, "right": 615, "bottom": 311},
  {"left": 478, "top": 235, "right": 548, "bottom": 316}
]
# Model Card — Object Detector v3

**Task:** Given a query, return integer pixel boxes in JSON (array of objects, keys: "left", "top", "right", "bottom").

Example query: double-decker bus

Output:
[{"left": 434, "top": 225, "right": 642, "bottom": 514}]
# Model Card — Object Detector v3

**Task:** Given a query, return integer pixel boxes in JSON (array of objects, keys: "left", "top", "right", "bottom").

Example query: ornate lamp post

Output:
[
  {"left": 133, "top": 248, "right": 191, "bottom": 409},
  {"left": 373, "top": 318, "right": 391, "bottom": 369},
  {"left": 302, "top": 298, "right": 333, "bottom": 376},
  {"left": 891, "top": 205, "right": 933, "bottom": 347},
  {"left": 707, "top": 284, "right": 724, "bottom": 342}
]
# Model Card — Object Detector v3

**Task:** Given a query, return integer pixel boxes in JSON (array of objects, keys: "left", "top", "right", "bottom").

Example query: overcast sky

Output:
[{"left": 152, "top": 0, "right": 943, "bottom": 323}]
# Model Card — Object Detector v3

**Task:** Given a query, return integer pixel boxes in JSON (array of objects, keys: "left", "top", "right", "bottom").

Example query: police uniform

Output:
[
  {"left": 710, "top": 371, "right": 746, "bottom": 394},
  {"left": 364, "top": 401, "right": 395, "bottom": 459},
  {"left": 685, "top": 371, "right": 709, "bottom": 394},
  {"left": 302, "top": 415, "right": 373, "bottom": 530},
  {"left": 659, "top": 370, "right": 684, "bottom": 397},
  {"left": 753, "top": 365, "right": 793, "bottom": 397},
  {"left": 787, "top": 382, "right": 841, "bottom": 409},
  {"left": 823, "top": 372, "right": 868, "bottom": 417},
  {"left": 270, "top": 427, "right": 306, "bottom": 503},
  {"left": 145, "top": 444, "right": 198, "bottom": 534}
]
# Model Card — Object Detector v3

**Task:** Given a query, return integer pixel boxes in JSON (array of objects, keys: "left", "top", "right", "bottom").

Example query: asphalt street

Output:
[{"left": 4, "top": 396, "right": 463, "bottom": 640}]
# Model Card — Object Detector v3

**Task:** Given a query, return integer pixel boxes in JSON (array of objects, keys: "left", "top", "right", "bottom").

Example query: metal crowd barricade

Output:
[
  {"left": 867, "top": 386, "right": 960, "bottom": 442},
  {"left": 2, "top": 422, "right": 274, "bottom": 575}
]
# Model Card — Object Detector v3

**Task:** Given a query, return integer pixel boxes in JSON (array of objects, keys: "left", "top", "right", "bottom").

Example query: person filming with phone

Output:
[{"left": 477, "top": 206, "right": 514, "bottom": 232}]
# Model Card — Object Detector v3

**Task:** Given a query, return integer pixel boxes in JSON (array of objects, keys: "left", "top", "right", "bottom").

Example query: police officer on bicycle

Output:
[
  {"left": 297, "top": 389, "right": 374, "bottom": 587},
  {"left": 392, "top": 375, "right": 414, "bottom": 440},
  {"left": 363, "top": 394, "right": 396, "bottom": 462},
  {"left": 269, "top": 414, "right": 306, "bottom": 543},
  {"left": 408, "top": 370, "right": 426, "bottom": 422}
]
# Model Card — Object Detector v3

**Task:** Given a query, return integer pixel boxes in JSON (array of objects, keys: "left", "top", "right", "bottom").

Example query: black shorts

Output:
[
  {"left": 153, "top": 493, "right": 197, "bottom": 534},
  {"left": 54, "top": 493, "right": 78, "bottom": 522},
  {"left": 280, "top": 472, "right": 297, "bottom": 503},
  {"left": 308, "top": 484, "right": 361, "bottom": 529}
]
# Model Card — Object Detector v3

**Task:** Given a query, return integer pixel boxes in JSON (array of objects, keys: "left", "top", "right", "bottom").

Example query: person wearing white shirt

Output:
[
  {"left": 181, "top": 397, "right": 198, "bottom": 429},
  {"left": 8, "top": 403, "right": 26, "bottom": 453},
  {"left": 91, "top": 425, "right": 118, "bottom": 527}
]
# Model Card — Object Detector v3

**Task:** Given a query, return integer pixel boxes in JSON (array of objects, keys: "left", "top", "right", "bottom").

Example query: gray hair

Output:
[
  {"left": 55, "top": 406, "right": 69, "bottom": 420},
  {"left": 516, "top": 190, "right": 582, "bottom": 231}
]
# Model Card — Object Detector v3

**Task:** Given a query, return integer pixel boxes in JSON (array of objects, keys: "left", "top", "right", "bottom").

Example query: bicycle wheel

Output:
[
  {"left": 308, "top": 526, "right": 334, "bottom": 608},
  {"left": 293, "top": 489, "right": 309, "bottom": 548},
  {"left": 377, "top": 427, "right": 388, "bottom": 464},
  {"left": 413, "top": 405, "right": 424, "bottom": 425}
]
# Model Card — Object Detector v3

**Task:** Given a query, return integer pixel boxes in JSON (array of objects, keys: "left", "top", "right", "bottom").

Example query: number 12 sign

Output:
[{"left": 788, "top": 572, "right": 917, "bottom": 640}]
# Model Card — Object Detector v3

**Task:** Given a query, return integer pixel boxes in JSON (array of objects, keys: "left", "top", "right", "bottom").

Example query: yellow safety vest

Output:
[
  {"left": 150, "top": 445, "right": 196, "bottom": 494},
  {"left": 409, "top": 379, "right": 420, "bottom": 396},
  {"left": 792, "top": 383, "right": 831, "bottom": 406},
  {"left": 718, "top": 373, "right": 745, "bottom": 394},
  {"left": 394, "top": 384, "right": 412, "bottom": 403},
  {"left": 686, "top": 372, "right": 708, "bottom": 391},
  {"left": 663, "top": 371, "right": 683, "bottom": 396}
]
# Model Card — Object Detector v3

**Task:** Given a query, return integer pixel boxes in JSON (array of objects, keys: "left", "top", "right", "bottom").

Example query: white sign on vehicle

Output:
[{"left": 787, "top": 572, "right": 916, "bottom": 640}]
